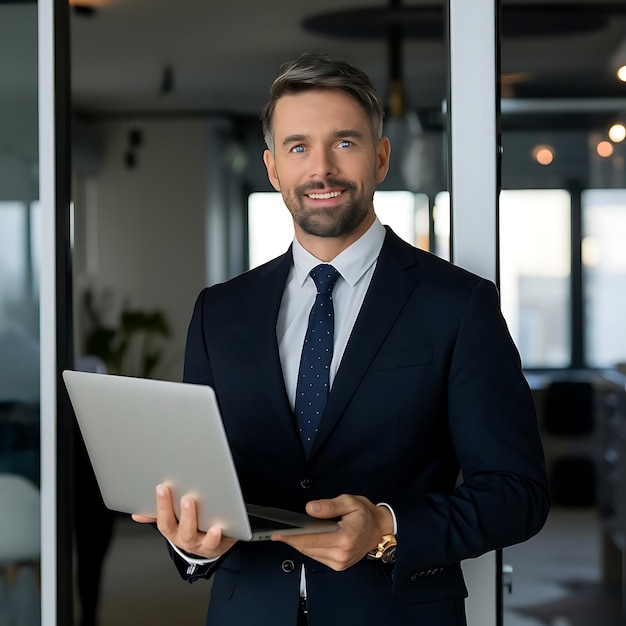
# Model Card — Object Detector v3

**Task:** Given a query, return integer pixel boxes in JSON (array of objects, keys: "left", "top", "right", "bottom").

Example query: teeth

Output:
[{"left": 307, "top": 191, "right": 341, "bottom": 200}]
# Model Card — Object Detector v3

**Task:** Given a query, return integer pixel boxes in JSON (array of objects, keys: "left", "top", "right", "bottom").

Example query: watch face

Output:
[{"left": 381, "top": 545, "right": 397, "bottom": 564}]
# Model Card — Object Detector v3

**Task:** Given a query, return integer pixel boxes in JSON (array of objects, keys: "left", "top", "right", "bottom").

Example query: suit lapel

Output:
[
  {"left": 247, "top": 250, "right": 302, "bottom": 442},
  {"left": 309, "top": 230, "right": 421, "bottom": 460}
]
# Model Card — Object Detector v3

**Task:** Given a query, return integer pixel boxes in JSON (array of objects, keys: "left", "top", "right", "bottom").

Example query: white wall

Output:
[{"left": 72, "top": 119, "right": 209, "bottom": 381}]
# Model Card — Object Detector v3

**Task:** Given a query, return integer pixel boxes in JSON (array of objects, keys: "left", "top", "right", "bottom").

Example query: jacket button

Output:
[
  {"left": 282, "top": 560, "right": 295, "bottom": 573},
  {"left": 300, "top": 477, "right": 313, "bottom": 489}
]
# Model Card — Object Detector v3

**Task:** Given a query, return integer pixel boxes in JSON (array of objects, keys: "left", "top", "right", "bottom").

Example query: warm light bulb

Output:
[
  {"left": 532, "top": 146, "right": 554, "bottom": 166},
  {"left": 597, "top": 141, "right": 614, "bottom": 158},
  {"left": 608, "top": 124, "right": 626, "bottom": 143},
  {"left": 618, "top": 65, "right": 626, "bottom": 83}
]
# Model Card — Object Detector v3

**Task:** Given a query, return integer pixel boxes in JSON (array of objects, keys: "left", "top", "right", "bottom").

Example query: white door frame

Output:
[
  {"left": 447, "top": 1, "right": 502, "bottom": 625},
  {"left": 39, "top": 0, "right": 57, "bottom": 620}
]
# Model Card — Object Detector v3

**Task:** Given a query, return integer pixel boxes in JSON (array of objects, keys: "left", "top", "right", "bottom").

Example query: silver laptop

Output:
[{"left": 63, "top": 370, "right": 337, "bottom": 541}]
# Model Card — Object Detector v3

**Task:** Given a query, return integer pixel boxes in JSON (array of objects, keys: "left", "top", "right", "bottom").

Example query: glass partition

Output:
[
  {"left": 0, "top": 2, "right": 41, "bottom": 624},
  {"left": 499, "top": 189, "right": 571, "bottom": 368},
  {"left": 500, "top": 3, "right": 626, "bottom": 625},
  {"left": 582, "top": 188, "right": 626, "bottom": 369}
]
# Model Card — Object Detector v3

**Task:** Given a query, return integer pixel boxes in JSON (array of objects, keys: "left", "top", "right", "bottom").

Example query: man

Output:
[{"left": 134, "top": 52, "right": 550, "bottom": 625}]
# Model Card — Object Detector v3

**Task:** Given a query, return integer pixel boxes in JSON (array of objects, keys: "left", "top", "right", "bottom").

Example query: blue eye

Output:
[
  {"left": 291, "top": 145, "right": 305, "bottom": 153},
  {"left": 338, "top": 140, "right": 352, "bottom": 148}
]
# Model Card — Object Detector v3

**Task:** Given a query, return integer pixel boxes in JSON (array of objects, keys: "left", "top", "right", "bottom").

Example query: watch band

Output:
[{"left": 366, "top": 534, "right": 397, "bottom": 563}]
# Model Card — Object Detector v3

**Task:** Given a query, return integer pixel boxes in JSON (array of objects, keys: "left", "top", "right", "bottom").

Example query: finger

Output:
[
  {"left": 178, "top": 498, "right": 235, "bottom": 556},
  {"left": 167, "top": 495, "right": 208, "bottom": 554},
  {"left": 271, "top": 533, "right": 327, "bottom": 563},
  {"left": 199, "top": 525, "right": 227, "bottom": 553},
  {"left": 131, "top": 514, "right": 156, "bottom": 524},
  {"left": 306, "top": 494, "right": 355, "bottom": 519},
  {"left": 273, "top": 531, "right": 353, "bottom": 571},
  {"left": 177, "top": 495, "right": 201, "bottom": 540},
  {"left": 155, "top": 484, "right": 180, "bottom": 538},
  {"left": 272, "top": 530, "right": 329, "bottom": 554}
]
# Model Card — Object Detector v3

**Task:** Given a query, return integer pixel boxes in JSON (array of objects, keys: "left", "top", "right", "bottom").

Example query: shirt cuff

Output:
[
  {"left": 168, "top": 539, "right": 218, "bottom": 565},
  {"left": 376, "top": 502, "right": 398, "bottom": 535}
]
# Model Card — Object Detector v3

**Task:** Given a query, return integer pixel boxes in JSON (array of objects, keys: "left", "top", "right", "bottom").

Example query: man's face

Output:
[{"left": 263, "top": 89, "right": 390, "bottom": 242}]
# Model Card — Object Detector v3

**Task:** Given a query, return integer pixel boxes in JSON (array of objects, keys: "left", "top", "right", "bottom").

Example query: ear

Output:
[
  {"left": 375, "top": 137, "right": 391, "bottom": 184},
  {"left": 263, "top": 149, "right": 281, "bottom": 192}
]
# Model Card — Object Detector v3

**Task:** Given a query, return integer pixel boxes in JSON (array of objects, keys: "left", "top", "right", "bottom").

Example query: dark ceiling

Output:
[{"left": 67, "top": 0, "right": 626, "bottom": 130}]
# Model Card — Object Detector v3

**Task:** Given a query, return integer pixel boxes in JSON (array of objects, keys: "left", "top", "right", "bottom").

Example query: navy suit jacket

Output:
[{"left": 173, "top": 227, "right": 550, "bottom": 626}]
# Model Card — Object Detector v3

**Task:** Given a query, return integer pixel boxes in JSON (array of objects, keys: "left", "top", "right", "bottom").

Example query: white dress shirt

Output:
[{"left": 277, "top": 216, "right": 385, "bottom": 407}]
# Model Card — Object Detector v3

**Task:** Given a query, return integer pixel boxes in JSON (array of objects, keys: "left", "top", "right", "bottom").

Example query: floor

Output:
[
  {"left": 503, "top": 507, "right": 623, "bottom": 626},
  {"left": 84, "top": 517, "right": 209, "bottom": 625},
  {"left": 85, "top": 506, "right": 624, "bottom": 626}
]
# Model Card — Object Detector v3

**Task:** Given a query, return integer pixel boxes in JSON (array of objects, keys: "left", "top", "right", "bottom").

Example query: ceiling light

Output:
[
  {"left": 532, "top": 145, "right": 554, "bottom": 166},
  {"left": 608, "top": 124, "right": 626, "bottom": 143},
  {"left": 597, "top": 141, "right": 614, "bottom": 158},
  {"left": 617, "top": 66, "right": 626, "bottom": 83}
]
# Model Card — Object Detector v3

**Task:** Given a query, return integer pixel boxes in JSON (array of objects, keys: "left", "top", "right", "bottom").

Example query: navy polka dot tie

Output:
[{"left": 295, "top": 264, "right": 340, "bottom": 457}]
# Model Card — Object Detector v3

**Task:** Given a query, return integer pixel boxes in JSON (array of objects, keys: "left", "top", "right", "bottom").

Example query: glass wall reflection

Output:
[
  {"left": 0, "top": 2, "right": 41, "bottom": 625},
  {"left": 500, "top": 4, "right": 626, "bottom": 626}
]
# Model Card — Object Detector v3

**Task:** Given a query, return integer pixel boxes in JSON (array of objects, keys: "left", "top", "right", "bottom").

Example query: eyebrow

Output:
[
  {"left": 281, "top": 129, "right": 366, "bottom": 148},
  {"left": 282, "top": 134, "right": 308, "bottom": 147}
]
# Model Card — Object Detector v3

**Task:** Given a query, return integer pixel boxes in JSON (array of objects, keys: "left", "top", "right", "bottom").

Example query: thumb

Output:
[{"left": 305, "top": 498, "right": 338, "bottom": 519}]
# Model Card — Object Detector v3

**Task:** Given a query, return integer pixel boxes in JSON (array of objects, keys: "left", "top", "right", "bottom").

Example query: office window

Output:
[
  {"left": 0, "top": 202, "right": 40, "bottom": 335},
  {"left": 248, "top": 191, "right": 428, "bottom": 269},
  {"left": 248, "top": 193, "right": 295, "bottom": 269},
  {"left": 0, "top": 203, "right": 28, "bottom": 308},
  {"left": 582, "top": 189, "right": 626, "bottom": 368},
  {"left": 499, "top": 190, "right": 571, "bottom": 368}
]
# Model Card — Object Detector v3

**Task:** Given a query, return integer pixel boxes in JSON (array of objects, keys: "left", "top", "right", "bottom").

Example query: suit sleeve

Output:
[
  {"left": 162, "top": 287, "right": 226, "bottom": 582},
  {"left": 183, "top": 287, "right": 215, "bottom": 386},
  {"left": 390, "top": 278, "right": 550, "bottom": 594}
]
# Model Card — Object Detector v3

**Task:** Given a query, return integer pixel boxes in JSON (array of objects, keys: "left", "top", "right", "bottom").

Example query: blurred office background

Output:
[{"left": 1, "top": 0, "right": 626, "bottom": 624}]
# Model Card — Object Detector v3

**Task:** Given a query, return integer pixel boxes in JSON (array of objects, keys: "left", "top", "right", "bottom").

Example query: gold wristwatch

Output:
[{"left": 366, "top": 534, "right": 397, "bottom": 564}]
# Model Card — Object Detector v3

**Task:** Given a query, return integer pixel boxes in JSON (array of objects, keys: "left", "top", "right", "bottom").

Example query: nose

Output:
[{"left": 309, "top": 147, "right": 339, "bottom": 179}]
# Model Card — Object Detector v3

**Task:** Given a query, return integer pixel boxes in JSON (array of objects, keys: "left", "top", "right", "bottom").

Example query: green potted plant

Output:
[{"left": 82, "top": 288, "right": 171, "bottom": 379}]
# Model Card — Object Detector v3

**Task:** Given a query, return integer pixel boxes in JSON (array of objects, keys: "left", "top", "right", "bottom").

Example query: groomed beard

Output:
[{"left": 283, "top": 178, "right": 372, "bottom": 238}]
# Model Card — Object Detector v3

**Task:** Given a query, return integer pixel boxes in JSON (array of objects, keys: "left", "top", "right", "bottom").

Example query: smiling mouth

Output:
[{"left": 306, "top": 190, "right": 342, "bottom": 200}]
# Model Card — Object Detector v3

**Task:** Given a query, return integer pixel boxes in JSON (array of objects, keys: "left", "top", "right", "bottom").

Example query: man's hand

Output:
[
  {"left": 270, "top": 494, "right": 394, "bottom": 571},
  {"left": 131, "top": 484, "right": 237, "bottom": 559}
]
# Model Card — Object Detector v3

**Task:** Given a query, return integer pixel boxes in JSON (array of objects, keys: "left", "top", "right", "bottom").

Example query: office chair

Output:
[
  {"left": 544, "top": 380, "right": 596, "bottom": 506},
  {"left": 0, "top": 473, "right": 40, "bottom": 567},
  {"left": 0, "top": 473, "right": 41, "bottom": 626}
]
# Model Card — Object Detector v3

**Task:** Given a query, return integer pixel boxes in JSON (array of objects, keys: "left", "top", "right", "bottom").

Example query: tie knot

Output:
[{"left": 310, "top": 264, "right": 340, "bottom": 294}]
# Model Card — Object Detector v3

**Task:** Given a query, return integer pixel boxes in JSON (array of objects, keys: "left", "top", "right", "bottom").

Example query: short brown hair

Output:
[{"left": 261, "top": 52, "right": 384, "bottom": 152}]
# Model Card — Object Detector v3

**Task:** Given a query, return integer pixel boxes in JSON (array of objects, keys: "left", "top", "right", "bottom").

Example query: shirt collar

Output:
[{"left": 292, "top": 217, "right": 386, "bottom": 287}]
